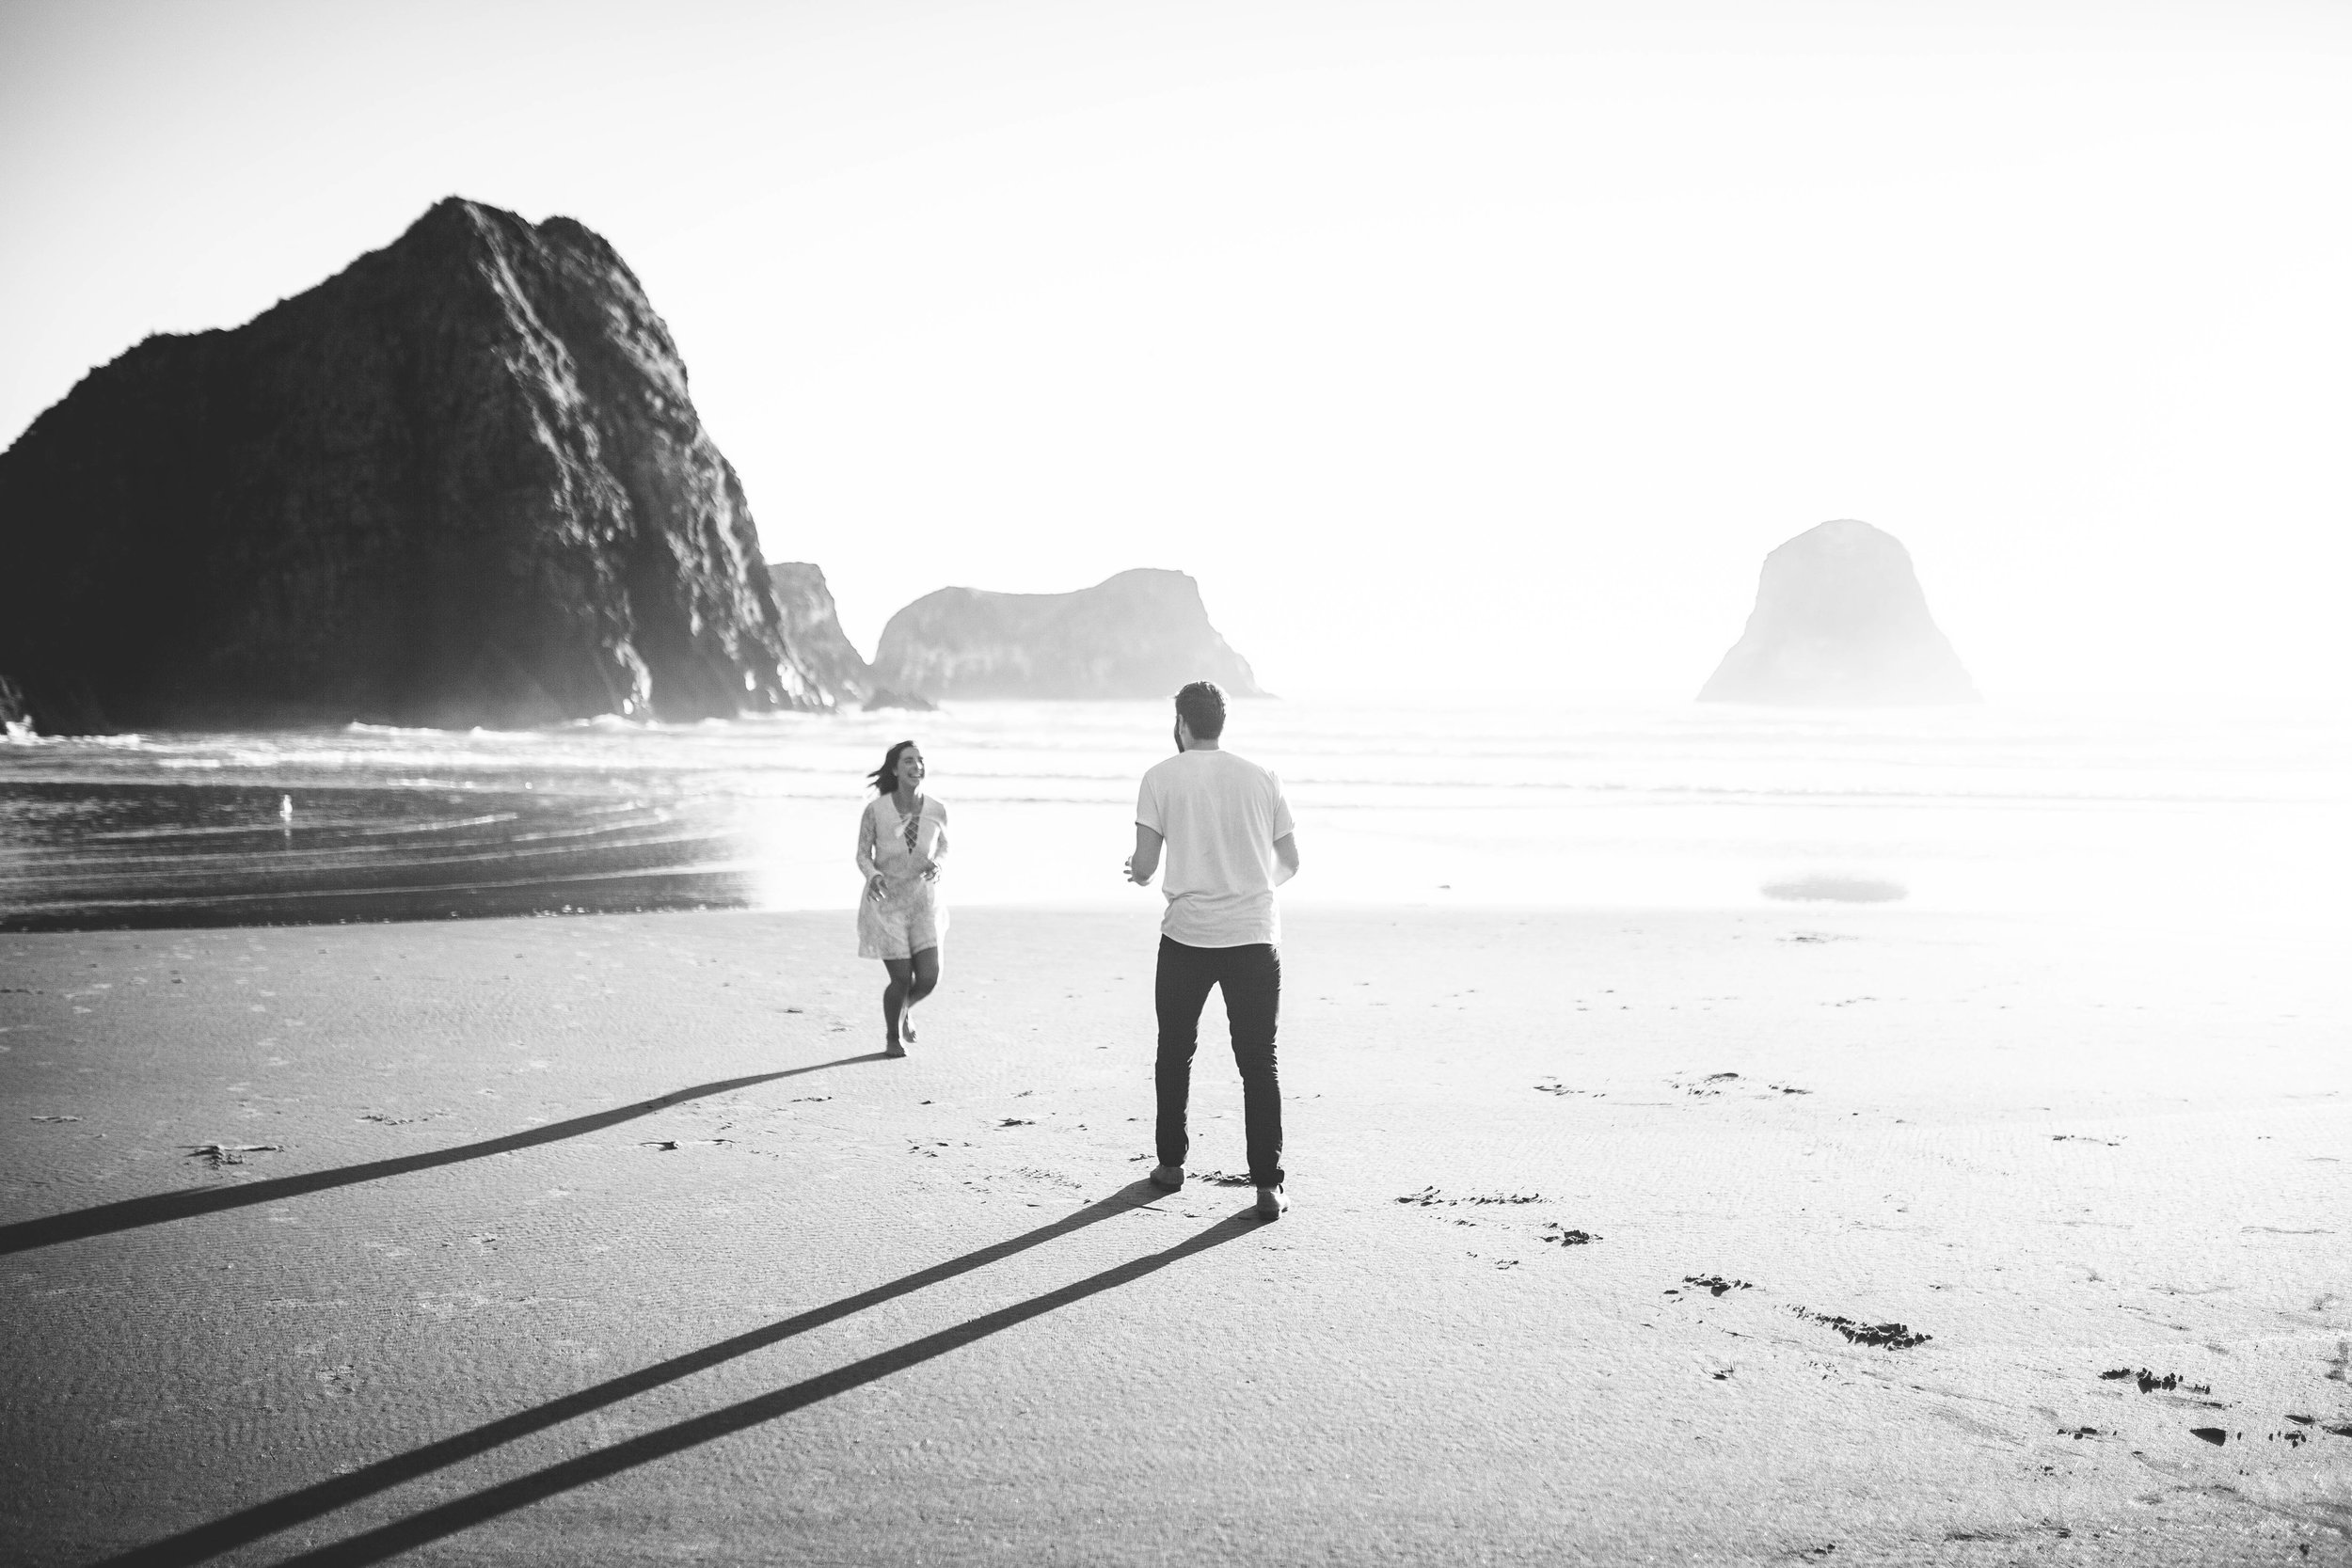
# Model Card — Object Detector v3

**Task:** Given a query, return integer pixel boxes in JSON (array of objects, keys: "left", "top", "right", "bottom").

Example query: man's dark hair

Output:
[{"left": 1174, "top": 681, "right": 1227, "bottom": 740}]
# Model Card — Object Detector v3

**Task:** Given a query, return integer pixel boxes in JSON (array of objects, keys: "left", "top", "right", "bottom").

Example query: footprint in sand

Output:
[
  {"left": 1395, "top": 1187, "right": 1544, "bottom": 1207},
  {"left": 183, "top": 1142, "right": 281, "bottom": 1167}
]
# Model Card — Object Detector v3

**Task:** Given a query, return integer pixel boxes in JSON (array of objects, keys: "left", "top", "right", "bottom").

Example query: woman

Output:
[{"left": 855, "top": 739, "right": 948, "bottom": 1057}]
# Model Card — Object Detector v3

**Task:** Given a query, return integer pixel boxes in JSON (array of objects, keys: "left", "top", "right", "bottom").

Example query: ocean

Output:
[{"left": 2, "top": 699, "right": 2344, "bottom": 933}]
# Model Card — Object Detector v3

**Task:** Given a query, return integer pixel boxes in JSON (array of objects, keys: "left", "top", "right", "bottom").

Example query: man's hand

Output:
[
  {"left": 1127, "top": 825, "right": 1164, "bottom": 886},
  {"left": 1274, "top": 832, "right": 1299, "bottom": 886}
]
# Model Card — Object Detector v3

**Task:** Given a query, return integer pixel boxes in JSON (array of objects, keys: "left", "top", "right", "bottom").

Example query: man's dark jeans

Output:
[{"left": 1154, "top": 936, "right": 1283, "bottom": 1188}]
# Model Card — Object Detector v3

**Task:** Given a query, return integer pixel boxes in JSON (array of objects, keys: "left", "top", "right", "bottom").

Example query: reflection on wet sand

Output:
[{"left": 1761, "top": 874, "right": 1908, "bottom": 904}]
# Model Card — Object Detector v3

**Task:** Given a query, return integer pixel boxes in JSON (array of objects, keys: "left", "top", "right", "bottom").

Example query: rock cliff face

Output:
[
  {"left": 0, "top": 197, "right": 817, "bottom": 732},
  {"left": 766, "top": 562, "right": 873, "bottom": 706},
  {"left": 1699, "top": 519, "right": 1979, "bottom": 706},
  {"left": 871, "top": 569, "right": 1264, "bottom": 701}
]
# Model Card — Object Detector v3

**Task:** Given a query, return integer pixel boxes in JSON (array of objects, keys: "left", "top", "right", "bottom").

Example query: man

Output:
[{"left": 1124, "top": 680, "right": 1300, "bottom": 1220}]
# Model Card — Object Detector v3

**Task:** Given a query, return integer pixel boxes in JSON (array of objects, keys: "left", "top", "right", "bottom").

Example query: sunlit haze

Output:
[{"left": 6, "top": 0, "right": 2348, "bottom": 705}]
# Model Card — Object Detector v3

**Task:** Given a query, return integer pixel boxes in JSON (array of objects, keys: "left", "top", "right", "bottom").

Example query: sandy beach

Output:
[{"left": 2, "top": 903, "right": 2346, "bottom": 1565}]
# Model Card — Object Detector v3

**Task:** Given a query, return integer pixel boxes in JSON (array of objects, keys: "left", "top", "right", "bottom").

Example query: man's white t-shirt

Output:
[{"left": 1136, "top": 749, "right": 1295, "bottom": 947}]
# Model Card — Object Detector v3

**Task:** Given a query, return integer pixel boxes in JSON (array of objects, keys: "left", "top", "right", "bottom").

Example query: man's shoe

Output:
[
  {"left": 1149, "top": 1164, "right": 1184, "bottom": 1191},
  {"left": 1256, "top": 1183, "right": 1289, "bottom": 1220}
]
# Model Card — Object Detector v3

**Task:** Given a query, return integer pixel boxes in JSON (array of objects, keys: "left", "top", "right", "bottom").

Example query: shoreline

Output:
[
  {"left": 8, "top": 696, "right": 2341, "bottom": 936},
  {"left": 3, "top": 904, "right": 2345, "bottom": 1564}
]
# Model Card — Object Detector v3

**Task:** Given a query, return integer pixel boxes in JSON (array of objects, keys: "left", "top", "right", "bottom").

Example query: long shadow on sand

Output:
[
  {"left": 98, "top": 1180, "right": 1248, "bottom": 1568},
  {"left": 0, "top": 1057, "right": 882, "bottom": 1257}
]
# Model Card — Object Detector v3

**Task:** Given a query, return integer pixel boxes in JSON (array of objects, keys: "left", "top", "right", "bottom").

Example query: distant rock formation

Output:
[
  {"left": 766, "top": 562, "right": 873, "bottom": 708},
  {"left": 871, "top": 568, "right": 1264, "bottom": 702},
  {"left": 0, "top": 197, "right": 818, "bottom": 733},
  {"left": 1699, "top": 520, "right": 1979, "bottom": 706},
  {"left": 764, "top": 562, "right": 936, "bottom": 710}
]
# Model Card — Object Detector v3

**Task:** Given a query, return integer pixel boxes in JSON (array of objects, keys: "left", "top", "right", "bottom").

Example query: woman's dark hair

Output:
[
  {"left": 868, "top": 740, "right": 919, "bottom": 794},
  {"left": 1174, "top": 681, "right": 1227, "bottom": 740}
]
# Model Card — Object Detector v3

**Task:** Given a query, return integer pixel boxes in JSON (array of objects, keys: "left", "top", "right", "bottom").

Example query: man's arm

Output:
[
  {"left": 1126, "top": 824, "right": 1164, "bottom": 885},
  {"left": 1273, "top": 832, "right": 1299, "bottom": 886}
]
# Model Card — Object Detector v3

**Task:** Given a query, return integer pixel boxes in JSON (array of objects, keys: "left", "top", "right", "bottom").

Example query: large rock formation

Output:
[
  {"left": 0, "top": 198, "right": 818, "bottom": 732},
  {"left": 766, "top": 562, "right": 873, "bottom": 707},
  {"left": 871, "top": 568, "right": 1264, "bottom": 701},
  {"left": 1699, "top": 519, "right": 1979, "bottom": 706}
]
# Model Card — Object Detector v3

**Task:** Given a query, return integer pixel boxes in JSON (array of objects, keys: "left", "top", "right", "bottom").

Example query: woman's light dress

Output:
[{"left": 855, "top": 794, "right": 948, "bottom": 958}]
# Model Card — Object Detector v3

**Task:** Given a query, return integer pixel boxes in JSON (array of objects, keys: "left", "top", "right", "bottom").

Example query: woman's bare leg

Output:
[
  {"left": 908, "top": 946, "right": 942, "bottom": 1008},
  {"left": 881, "top": 958, "right": 914, "bottom": 1052},
  {"left": 898, "top": 947, "right": 940, "bottom": 1042}
]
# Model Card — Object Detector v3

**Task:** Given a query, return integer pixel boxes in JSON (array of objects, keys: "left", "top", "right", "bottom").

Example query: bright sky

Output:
[{"left": 5, "top": 0, "right": 2349, "bottom": 705}]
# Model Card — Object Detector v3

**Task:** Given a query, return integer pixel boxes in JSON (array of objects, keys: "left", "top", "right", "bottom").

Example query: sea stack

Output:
[
  {"left": 871, "top": 568, "right": 1264, "bottom": 702},
  {"left": 1699, "top": 520, "right": 1979, "bottom": 706},
  {"left": 0, "top": 198, "right": 818, "bottom": 732},
  {"left": 766, "top": 562, "right": 873, "bottom": 707}
]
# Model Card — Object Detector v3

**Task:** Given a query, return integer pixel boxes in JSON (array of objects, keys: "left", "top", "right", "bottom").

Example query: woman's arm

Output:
[
  {"left": 855, "top": 805, "right": 881, "bottom": 878},
  {"left": 856, "top": 807, "right": 888, "bottom": 900}
]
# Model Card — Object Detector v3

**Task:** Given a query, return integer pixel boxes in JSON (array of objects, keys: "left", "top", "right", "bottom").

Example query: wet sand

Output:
[
  {"left": 0, "top": 781, "right": 758, "bottom": 931},
  {"left": 2, "top": 905, "right": 2346, "bottom": 1565}
]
